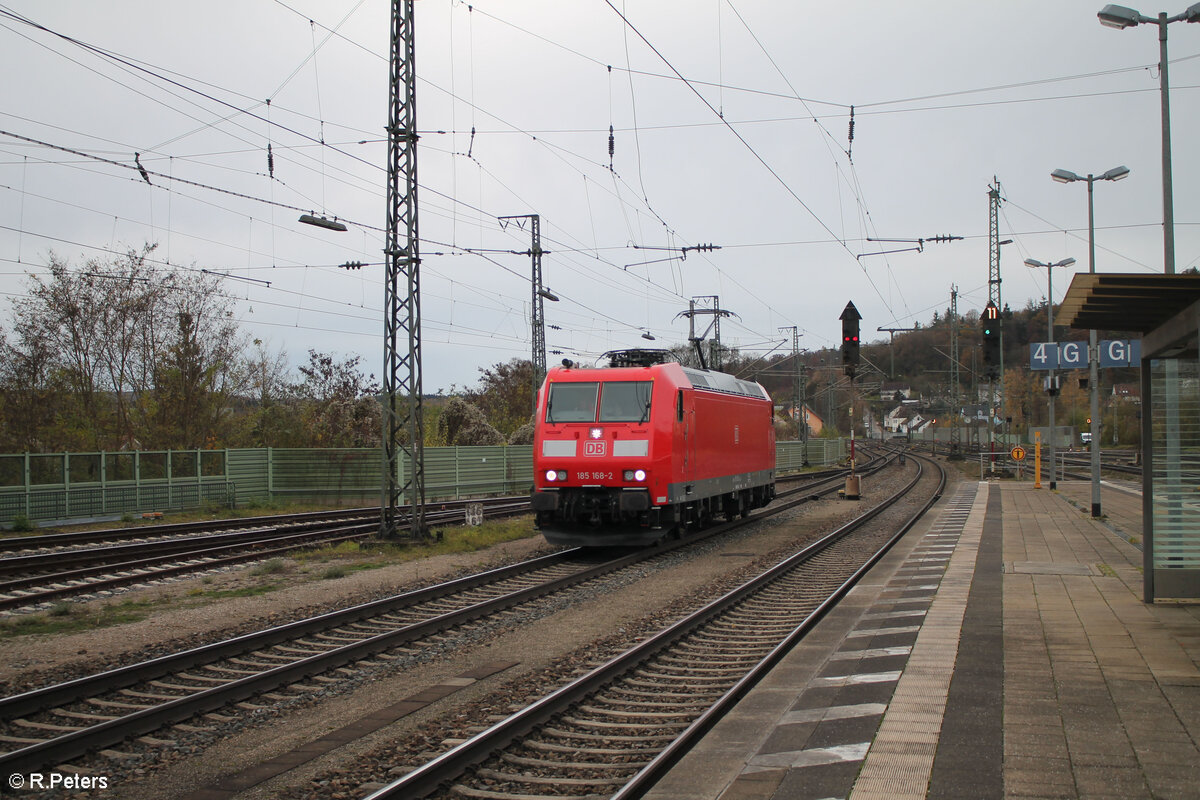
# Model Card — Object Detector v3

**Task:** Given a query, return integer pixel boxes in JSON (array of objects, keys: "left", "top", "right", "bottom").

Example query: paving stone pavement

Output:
[{"left": 643, "top": 478, "right": 1200, "bottom": 800}]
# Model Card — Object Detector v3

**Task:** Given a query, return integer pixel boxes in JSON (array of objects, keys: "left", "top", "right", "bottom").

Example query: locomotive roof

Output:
[
  {"left": 547, "top": 361, "right": 769, "bottom": 401},
  {"left": 679, "top": 366, "right": 769, "bottom": 400}
]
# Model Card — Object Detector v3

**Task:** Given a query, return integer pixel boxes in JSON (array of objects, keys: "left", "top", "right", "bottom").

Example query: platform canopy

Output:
[
  {"left": 1057, "top": 273, "right": 1200, "bottom": 603},
  {"left": 1058, "top": 273, "right": 1200, "bottom": 334}
]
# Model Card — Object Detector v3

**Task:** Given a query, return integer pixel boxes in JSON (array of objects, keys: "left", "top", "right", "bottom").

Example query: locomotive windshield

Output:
[
  {"left": 545, "top": 380, "right": 652, "bottom": 423},
  {"left": 598, "top": 381, "right": 653, "bottom": 422},
  {"left": 545, "top": 382, "right": 598, "bottom": 423}
]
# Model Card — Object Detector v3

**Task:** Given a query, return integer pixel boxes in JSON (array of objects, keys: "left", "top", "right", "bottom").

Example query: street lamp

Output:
[
  {"left": 1098, "top": 4, "right": 1200, "bottom": 273},
  {"left": 533, "top": 284, "right": 558, "bottom": 412},
  {"left": 1025, "top": 257, "right": 1077, "bottom": 490},
  {"left": 1051, "top": 165, "right": 1129, "bottom": 518}
]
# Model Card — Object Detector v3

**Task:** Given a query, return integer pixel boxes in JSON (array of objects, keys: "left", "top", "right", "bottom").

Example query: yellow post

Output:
[{"left": 1034, "top": 431, "right": 1042, "bottom": 489}]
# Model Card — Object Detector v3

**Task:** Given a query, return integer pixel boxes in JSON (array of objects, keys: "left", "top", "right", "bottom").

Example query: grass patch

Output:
[
  {"left": 249, "top": 558, "right": 288, "bottom": 576},
  {"left": 297, "top": 516, "right": 536, "bottom": 567},
  {"left": 186, "top": 583, "right": 284, "bottom": 600},
  {"left": 0, "top": 598, "right": 158, "bottom": 639},
  {"left": 294, "top": 539, "right": 367, "bottom": 565},
  {"left": 321, "top": 565, "right": 347, "bottom": 580},
  {"left": 416, "top": 516, "right": 537, "bottom": 556},
  {"left": 1096, "top": 563, "right": 1117, "bottom": 578}
]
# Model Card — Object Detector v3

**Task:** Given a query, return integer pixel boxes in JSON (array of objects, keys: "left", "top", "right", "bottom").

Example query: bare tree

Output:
[
  {"left": 2, "top": 244, "right": 247, "bottom": 451},
  {"left": 291, "top": 350, "right": 381, "bottom": 448},
  {"left": 238, "top": 338, "right": 293, "bottom": 447}
]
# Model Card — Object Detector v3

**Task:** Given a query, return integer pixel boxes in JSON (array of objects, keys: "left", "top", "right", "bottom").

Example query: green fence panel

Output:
[
  {"left": 776, "top": 439, "right": 847, "bottom": 471},
  {"left": 506, "top": 445, "right": 534, "bottom": 493},
  {"left": 443, "top": 446, "right": 511, "bottom": 497},
  {"left": 0, "top": 450, "right": 232, "bottom": 527},
  {"left": 227, "top": 449, "right": 270, "bottom": 504},
  {"left": 267, "top": 448, "right": 379, "bottom": 506}
]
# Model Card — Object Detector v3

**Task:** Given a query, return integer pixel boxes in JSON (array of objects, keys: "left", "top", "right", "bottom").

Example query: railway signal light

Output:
[
  {"left": 982, "top": 301, "right": 1001, "bottom": 380},
  {"left": 840, "top": 301, "right": 862, "bottom": 379}
]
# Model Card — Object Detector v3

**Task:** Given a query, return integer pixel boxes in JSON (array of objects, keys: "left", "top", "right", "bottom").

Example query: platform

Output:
[{"left": 643, "top": 480, "right": 1200, "bottom": 800}]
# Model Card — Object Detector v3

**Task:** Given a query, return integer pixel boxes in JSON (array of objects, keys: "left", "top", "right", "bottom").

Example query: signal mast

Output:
[{"left": 840, "top": 301, "right": 862, "bottom": 499}]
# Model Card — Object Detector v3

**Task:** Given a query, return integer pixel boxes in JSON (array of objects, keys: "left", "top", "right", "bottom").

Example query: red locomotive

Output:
[{"left": 531, "top": 351, "right": 776, "bottom": 546}]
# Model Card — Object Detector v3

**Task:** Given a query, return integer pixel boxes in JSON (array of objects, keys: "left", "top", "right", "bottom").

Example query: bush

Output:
[
  {"left": 250, "top": 558, "right": 287, "bottom": 576},
  {"left": 10, "top": 514, "right": 33, "bottom": 532},
  {"left": 508, "top": 421, "right": 534, "bottom": 445},
  {"left": 438, "top": 397, "right": 505, "bottom": 445}
]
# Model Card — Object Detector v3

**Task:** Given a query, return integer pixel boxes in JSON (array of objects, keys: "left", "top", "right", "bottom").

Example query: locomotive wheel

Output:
[{"left": 724, "top": 495, "right": 742, "bottom": 522}]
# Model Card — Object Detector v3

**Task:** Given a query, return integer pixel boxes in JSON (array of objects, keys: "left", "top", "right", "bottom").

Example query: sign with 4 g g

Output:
[{"left": 1029, "top": 340, "right": 1140, "bottom": 370}]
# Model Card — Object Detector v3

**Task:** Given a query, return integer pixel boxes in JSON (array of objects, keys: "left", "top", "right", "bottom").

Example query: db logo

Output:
[{"left": 584, "top": 441, "right": 607, "bottom": 456}]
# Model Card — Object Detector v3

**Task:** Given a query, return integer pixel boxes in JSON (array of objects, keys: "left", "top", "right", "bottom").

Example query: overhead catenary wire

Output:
[{"left": 1, "top": 2, "right": 1186, "bottom": 376}]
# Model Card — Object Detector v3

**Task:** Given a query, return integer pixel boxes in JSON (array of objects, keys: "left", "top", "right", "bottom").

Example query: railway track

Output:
[
  {"left": 367, "top": 450, "right": 943, "bottom": 799},
  {"left": 0, "top": 505, "right": 384, "bottom": 555},
  {"left": 907, "top": 440, "right": 1141, "bottom": 483},
  {"left": 0, "top": 497, "right": 530, "bottom": 613},
  {"left": 0, "top": 457, "right": 873, "bottom": 615},
  {"left": 0, "top": 459, "right": 886, "bottom": 779}
]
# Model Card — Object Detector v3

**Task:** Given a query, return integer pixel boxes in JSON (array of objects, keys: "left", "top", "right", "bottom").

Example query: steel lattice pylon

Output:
[
  {"left": 529, "top": 216, "right": 545, "bottom": 405},
  {"left": 988, "top": 178, "right": 1004, "bottom": 454},
  {"left": 949, "top": 285, "right": 962, "bottom": 457},
  {"left": 498, "top": 214, "right": 546, "bottom": 412},
  {"left": 988, "top": 180, "right": 1003, "bottom": 309},
  {"left": 381, "top": 0, "right": 426, "bottom": 539}
]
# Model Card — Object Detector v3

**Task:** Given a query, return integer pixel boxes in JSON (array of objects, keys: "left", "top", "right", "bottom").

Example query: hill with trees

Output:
[{"left": 0, "top": 245, "right": 1146, "bottom": 452}]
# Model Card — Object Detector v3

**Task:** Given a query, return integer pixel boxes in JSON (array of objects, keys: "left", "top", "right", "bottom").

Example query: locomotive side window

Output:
[
  {"left": 546, "top": 382, "right": 599, "bottom": 423},
  {"left": 598, "top": 381, "right": 653, "bottom": 422},
  {"left": 676, "top": 389, "right": 684, "bottom": 422}
]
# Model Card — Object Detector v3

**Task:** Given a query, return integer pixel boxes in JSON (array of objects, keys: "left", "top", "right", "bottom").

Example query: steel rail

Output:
[
  {"left": 613, "top": 452, "right": 946, "bottom": 799},
  {"left": 0, "top": 495, "right": 531, "bottom": 553},
  {"left": 0, "top": 507, "right": 378, "bottom": 553},
  {"left": 368, "top": 451, "right": 936, "bottom": 799},
  {"left": 0, "top": 499, "right": 530, "bottom": 611},
  {"left": 0, "top": 548, "right": 591, "bottom": 774},
  {"left": 0, "top": 458, "right": 886, "bottom": 776},
  {"left": 0, "top": 524, "right": 375, "bottom": 611}
]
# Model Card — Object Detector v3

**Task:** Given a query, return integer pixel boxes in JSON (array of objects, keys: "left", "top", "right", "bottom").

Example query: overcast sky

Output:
[{"left": 1, "top": 1, "right": 1196, "bottom": 393}]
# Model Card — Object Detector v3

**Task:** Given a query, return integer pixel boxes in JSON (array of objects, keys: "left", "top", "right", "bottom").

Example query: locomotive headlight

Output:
[
  {"left": 545, "top": 469, "right": 567, "bottom": 482},
  {"left": 634, "top": 469, "right": 646, "bottom": 482},
  {"left": 589, "top": 427, "right": 603, "bottom": 440}
]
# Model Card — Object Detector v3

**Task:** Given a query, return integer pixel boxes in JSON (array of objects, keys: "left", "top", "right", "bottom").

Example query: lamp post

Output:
[
  {"left": 1098, "top": 3, "right": 1200, "bottom": 274},
  {"left": 1025, "top": 257, "right": 1077, "bottom": 490},
  {"left": 1101, "top": 4, "right": 1196, "bottom": 600},
  {"left": 1052, "top": 166, "right": 1129, "bottom": 518}
]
